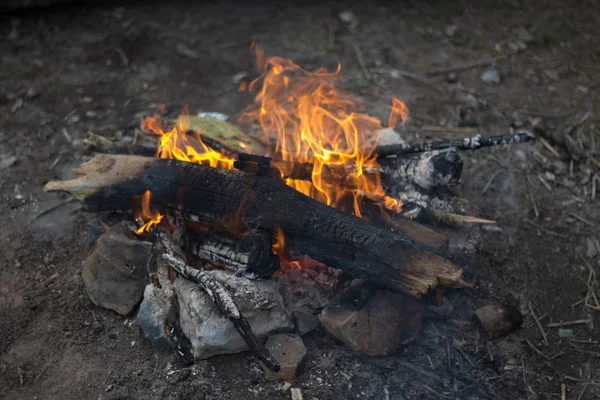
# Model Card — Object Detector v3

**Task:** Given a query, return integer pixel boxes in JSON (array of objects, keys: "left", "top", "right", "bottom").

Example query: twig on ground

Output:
[
  {"left": 561, "top": 383, "right": 566, "bottom": 400},
  {"left": 524, "top": 338, "right": 551, "bottom": 360},
  {"left": 426, "top": 55, "right": 507, "bottom": 75},
  {"left": 539, "top": 136, "right": 562, "bottom": 158},
  {"left": 569, "top": 213, "right": 598, "bottom": 229},
  {"left": 524, "top": 219, "right": 568, "bottom": 239},
  {"left": 396, "top": 360, "right": 444, "bottom": 384},
  {"left": 576, "top": 383, "right": 588, "bottom": 400},
  {"left": 528, "top": 302, "right": 548, "bottom": 346},
  {"left": 482, "top": 169, "right": 504, "bottom": 194},
  {"left": 547, "top": 319, "right": 591, "bottom": 328},
  {"left": 351, "top": 42, "right": 371, "bottom": 82},
  {"left": 31, "top": 199, "right": 78, "bottom": 221},
  {"left": 422, "top": 384, "right": 454, "bottom": 399}
]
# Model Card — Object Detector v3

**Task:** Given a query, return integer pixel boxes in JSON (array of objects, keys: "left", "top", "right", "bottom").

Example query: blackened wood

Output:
[
  {"left": 186, "top": 229, "right": 279, "bottom": 279},
  {"left": 45, "top": 154, "right": 472, "bottom": 299},
  {"left": 375, "top": 131, "right": 534, "bottom": 157},
  {"left": 235, "top": 150, "right": 462, "bottom": 191},
  {"left": 154, "top": 227, "right": 281, "bottom": 371}
]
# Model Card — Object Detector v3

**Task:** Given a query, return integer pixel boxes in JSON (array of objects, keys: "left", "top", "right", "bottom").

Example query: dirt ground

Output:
[{"left": 1, "top": 0, "right": 599, "bottom": 399}]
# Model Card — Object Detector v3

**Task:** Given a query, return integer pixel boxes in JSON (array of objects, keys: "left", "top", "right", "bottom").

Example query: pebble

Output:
[
  {"left": 444, "top": 24, "right": 458, "bottom": 37},
  {"left": 70, "top": 115, "right": 81, "bottom": 124},
  {"left": 338, "top": 10, "right": 355, "bottom": 24},
  {"left": 446, "top": 72, "right": 458, "bottom": 83},
  {"left": 85, "top": 110, "right": 97, "bottom": 118},
  {"left": 25, "top": 87, "right": 38, "bottom": 98},
  {"left": 232, "top": 72, "right": 249, "bottom": 84},
  {"left": 481, "top": 68, "right": 500, "bottom": 85}
]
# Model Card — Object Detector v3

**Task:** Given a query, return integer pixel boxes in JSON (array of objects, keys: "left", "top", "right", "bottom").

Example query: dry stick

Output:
[
  {"left": 547, "top": 319, "right": 591, "bottom": 328},
  {"left": 569, "top": 213, "right": 598, "bottom": 229},
  {"left": 395, "top": 360, "right": 444, "bottom": 384},
  {"left": 482, "top": 169, "right": 504, "bottom": 194},
  {"left": 539, "top": 136, "right": 562, "bottom": 159},
  {"left": 351, "top": 42, "right": 372, "bottom": 82},
  {"left": 524, "top": 338, "right": 551, "bottom": 361},
  {"left": 528, "top": 302, "right": 549, "bottom": 346},
  {"left": 156, "top": 230, "right": 280, "bottom": 372},
  {"left": 426, "top": 55, "right": 507, "bottom": 75},
  {"left": 561, "top": 383, "right": 567, "bottom": 400},
  {"left": 422, "top": 384, "right": 454, "bottom": 399},
  {"left": 576, "top": 383, "right": 588, "bottom": 400},
  {"left": 524, "top": 219, "right": 568, "bottom": 239}
]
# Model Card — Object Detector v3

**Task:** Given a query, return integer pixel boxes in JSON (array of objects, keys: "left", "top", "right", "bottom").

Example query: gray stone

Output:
[
  {"left": 82, "top": 223, "right": 151, "bottom": 315},
  {"left": 174, "top": 270, "right": 293, "bottom": 360},
  {"left": 263, "top": 333, "right": 307, "bottom": 381},
  {"left": 481, "top": 68, "right": 500, "bottom": 85},
  {"left": 137, "top": 281, "right": 176, "bottom": 350}
]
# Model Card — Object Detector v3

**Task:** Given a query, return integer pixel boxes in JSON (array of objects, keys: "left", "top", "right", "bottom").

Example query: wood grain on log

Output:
[{"left": 45, "top": 154, "right": 473, "bottom": 299}]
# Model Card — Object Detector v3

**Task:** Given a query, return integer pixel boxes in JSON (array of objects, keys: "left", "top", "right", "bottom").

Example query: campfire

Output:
[{"left": 44, "top": 47, "right": 533, "bottom": 379}]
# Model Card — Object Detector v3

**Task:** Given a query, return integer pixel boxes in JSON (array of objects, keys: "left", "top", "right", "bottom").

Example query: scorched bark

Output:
[{"left": 45, "top": 154, "right": 472, "bottom": 298}]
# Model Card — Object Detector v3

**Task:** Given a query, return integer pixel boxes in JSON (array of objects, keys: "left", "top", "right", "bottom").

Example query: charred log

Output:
[
  {"left": 45, "top": 154, "right": 472, "bottom": 299},
  {"left": 185, "top": 228, "right": 279, "bottom": 279},
  {"left": 375, "top": 131, "right": 534, "bottom": 157}
]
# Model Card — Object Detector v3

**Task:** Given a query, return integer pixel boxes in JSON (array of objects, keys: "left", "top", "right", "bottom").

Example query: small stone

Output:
[
  {"left": 232, "top": 72, "right": 249, "bottom": 84},
  {"left": 0, "top": 154, "right": 18, "bottom": 170},
  {"left": 281, "top": 382, "right": 292, "bottom": 391},
  {"left": 548, "top": 85, "right": 557, "bottom": 93},
  {"left": 85, "top": 110, "right": 97, "bottom": 118},
  {"left": 319, "top": 283, "right": 424, "bottom": 356},
  {"left": 474, "top": 304, "right": 522, "bottom": 338},
  {"left": 576, "top": 85, "right": 589, "bottom": 94},
  {"left": 481, "top": 68, "right": 500, "bottom": 85},
  {"left": 444, "top": 24, "right": 458, "bottom": 37},
  {"left": 338, "top": 10, "right": 355, "bottom": 24},
  {"left": 25, "top": 87, "right": 38, "bottom": 99},
  {"left": 176, "top": 43, "right": 200, "bottom": 60},
  {"left": 70, "top": 115, "right": 81, "bottom": 124},
  {"left": 106, "top": 384, "right": 113, "bottom": 392},
  {"left": 81, "top": 96, "right": 94, "bottom": 103},
  {"left": 137, "top": 281, "right": 177, "bottom": 350},
  {"left": 263, "top": 333, "right": 307, "bottom": 381},
  {"left": 545, "top": 171, "right": 556, "bottom": 181},
  {"left": 389, "top": 69, "right": 401, "bottom": 79},
  {"left": 585, "top": 237, "right": 598, "bottom": 260},
  {"left": 550, "top": 160, "right": 567, "bottom": 175},
  {"left": 82, "top": 223, "right": 151, "bottom": 315},
  {"left": 446, "top": 72, "right": 458, "bottom": 83}
]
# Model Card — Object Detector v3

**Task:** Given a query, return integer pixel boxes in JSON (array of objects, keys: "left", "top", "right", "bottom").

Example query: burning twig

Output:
[
  {"left": 375, "top": 131, "right": 535, "bottom": 157},
  {"left": 154, "top": 227, "right": 281, "bottom": 372}
]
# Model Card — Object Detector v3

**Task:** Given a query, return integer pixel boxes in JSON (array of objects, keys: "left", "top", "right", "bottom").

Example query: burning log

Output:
[
  {"left": 235, "top": 149, "right": 463, "bottom": 192},
  {"left": 375, "top": 131, "right": 535, "bottom": 157},
  {"left": 45, "top": 154, "right": 473, "bottom": 299},
  {"left": 153, "top": 226, "right": 281, "bottom": 371},
  {"left": 185, "top": 228, "right": 279, "bottom": 279}
]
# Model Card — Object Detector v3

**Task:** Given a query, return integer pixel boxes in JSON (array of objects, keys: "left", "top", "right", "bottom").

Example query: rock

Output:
[
  {"left": 263, "top": 333, "right": 307, "bottom": 381},
  {"left": 585, "top": 237, "right": 599, "bottom": 260},
  {"left": 137, "top": 282, "right": 176, "bottom": 350},
  {"left": 446, "top": 72, "right": 458, "bottom": 83},
  {"left": 481, "top": 68, "right": 500, "bottom": 85},
  {"left": 474, "top": 304, "right": 522, "bottom": 338},
  {"left": 232, "top": 72, "right": 249, "bottom": 84},
  {"left": 82, "top": 223, "right": 151, "bottom": 315},
  {"left": 0, "top": 154, "right": 18, "bottom": 170},
  {"left": 292, "top": 307, "right": 321, "bottom": 336},
  {"left": 319, "top": 282, "right": 424, "bottom": 356},
  {"left": 174, "top": 270, "right": 293, "bottom": 360},
  {"left": 25, "top": 87, "right": 38, "bottom": 98},
  {"left": 444, "top": 24, "right": 458, "bottom": 37}
]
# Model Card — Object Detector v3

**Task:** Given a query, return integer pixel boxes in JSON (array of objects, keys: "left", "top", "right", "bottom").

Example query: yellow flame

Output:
[{"left": 135, "top": 190, "right": 164, "bottom": 234}]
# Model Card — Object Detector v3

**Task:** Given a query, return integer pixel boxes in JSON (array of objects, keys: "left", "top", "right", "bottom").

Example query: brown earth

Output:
[{"left": 1, "top": 1, "right": 599, "bottom": 399}]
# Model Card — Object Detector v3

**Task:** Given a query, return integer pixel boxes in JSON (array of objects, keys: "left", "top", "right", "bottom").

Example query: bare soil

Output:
[{"left": 1, "top": 1, "right": 599, "bottom": 399}]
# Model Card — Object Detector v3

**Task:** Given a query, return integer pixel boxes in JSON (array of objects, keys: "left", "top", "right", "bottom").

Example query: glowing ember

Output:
[{"left": 135, "top": 190, "right": 164, "bottom": 234}]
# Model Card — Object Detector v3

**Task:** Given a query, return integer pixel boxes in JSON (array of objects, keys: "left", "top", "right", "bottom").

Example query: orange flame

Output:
[
  {"left": 142, "top": 106, "right": 235, "bottom": 169},
  {"left": 135, "top": 190, "right": 164, "bottom": 234},
  {"left": 142, "top": 47, "right": 407, "bottom": 220},
  {"left": 239, "top": 50, "right": 406, "bottom": 216},
  {"left": 388, "top": 97, "right": 409, "bottom": 129}
]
